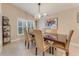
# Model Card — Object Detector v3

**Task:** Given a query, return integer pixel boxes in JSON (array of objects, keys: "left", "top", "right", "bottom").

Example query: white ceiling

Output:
[{"left": 13, "top": 3, "right": 79, "bottom": 16}]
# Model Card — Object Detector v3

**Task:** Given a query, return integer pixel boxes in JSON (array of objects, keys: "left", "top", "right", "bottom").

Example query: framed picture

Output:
[{"left": 46, "top": 17, "right": 58, "bottom": 29}]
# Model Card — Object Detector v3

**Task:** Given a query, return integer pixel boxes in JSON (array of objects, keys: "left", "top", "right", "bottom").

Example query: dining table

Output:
[{"left": 28, "top": 31, "right": 67, "bottom": 54}]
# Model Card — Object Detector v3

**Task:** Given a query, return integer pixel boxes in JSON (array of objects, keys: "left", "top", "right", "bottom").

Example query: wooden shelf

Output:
[
  {"left": 2, "top": 16, "right": 11, "bottom": 46},
  {"left": 3, "top": 24, "right": 10, "bottom": 26}
]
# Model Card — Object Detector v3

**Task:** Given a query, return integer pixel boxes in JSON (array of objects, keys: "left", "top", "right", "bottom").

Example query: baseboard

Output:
[
  {"left": 0, "top": 38, "right": 21, "bottom": 48},
  {"left": 11, "top": 38, "right": 22, "bottom": 43}
]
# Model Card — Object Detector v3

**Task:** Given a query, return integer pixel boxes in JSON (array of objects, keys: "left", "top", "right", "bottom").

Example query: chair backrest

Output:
[
  {"left": 33, "top": 29, "right": 44, "bottom": 50},
  {"left": 24, "top": 28, "right": 30, "bottom": 42},
  {"left": 65, "top": 30, "right": 74, "bottom": 49},
  {"left": 45, "top": 29, "right": 57, "bottom": 34}
]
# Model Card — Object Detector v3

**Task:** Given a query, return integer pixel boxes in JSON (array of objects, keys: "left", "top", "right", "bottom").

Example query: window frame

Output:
[{"left": 17, "top": 18, "right": 26, "bottom": 35}]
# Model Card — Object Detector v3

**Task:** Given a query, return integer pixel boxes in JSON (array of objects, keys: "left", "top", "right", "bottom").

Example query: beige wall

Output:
[
  {"left": 0, "top": 3, "right": 2, "bottom": 47},
  {"left": 51, "top": 7, "right": 79, "bottom": 45},
  {"left": 2, "top": 3, "right": 34, "bottom": 42}
]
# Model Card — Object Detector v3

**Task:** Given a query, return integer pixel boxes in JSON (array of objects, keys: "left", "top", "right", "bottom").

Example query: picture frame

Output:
[{"left": 46, "top": 17, "right": 58, "bottom": 29}]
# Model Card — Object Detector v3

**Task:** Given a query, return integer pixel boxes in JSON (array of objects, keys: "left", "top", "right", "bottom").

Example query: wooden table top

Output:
[
  {"left": 44, "top": 33, "right": 67, "bottom": 44},
  {"left": 29, "top": 32, "right": 67, "bottom": 44}
]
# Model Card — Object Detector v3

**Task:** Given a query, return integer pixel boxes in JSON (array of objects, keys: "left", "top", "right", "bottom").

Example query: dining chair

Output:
[
  {"left": 33, "top": 29, "right": 53, "bottom": 56},
  {"left": 24, "top": 28, "right": 33, "bottom": 49},
  {"left": 51, "top": 30, "right": 74, "bottom": 56}
]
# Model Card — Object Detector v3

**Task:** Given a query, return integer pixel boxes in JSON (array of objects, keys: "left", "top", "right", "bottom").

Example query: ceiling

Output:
[{"left": 13, "top": 3, "right": 79, "bottom": 16}]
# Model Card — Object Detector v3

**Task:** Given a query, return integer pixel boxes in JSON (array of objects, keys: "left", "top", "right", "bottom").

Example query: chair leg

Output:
[
  {"left": 31, "top": 40, "right": 33, "bottom": 45},
  {"left": 55, "top": 48, "right": 56, "bottom": 50},
  {"left": 52, "top": 47, "right": 54, "bottom": 55},
  {"left": 66, "top": 51, "right": 69, "bottom": 56},
  {"left": 35, "top": 47, "right": 37, "bottom": 55},
  {"left": 43, "top": 52, "right": 45, "bottom": 56},
  {"left": 27, "top": 42, "right": 29, "bottom": 49},
  {"left": 25, "top": 40, "right": 26, "bottom": 46}
]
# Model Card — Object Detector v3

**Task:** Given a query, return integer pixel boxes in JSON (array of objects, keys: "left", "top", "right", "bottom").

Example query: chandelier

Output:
[{"left": 35, "top": 3, "right": 47, "bottom": 19}]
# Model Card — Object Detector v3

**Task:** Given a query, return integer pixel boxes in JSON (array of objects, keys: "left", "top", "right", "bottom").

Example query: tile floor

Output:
[{"left": 0, "top": 39, "right": 79, "bottom": 56}]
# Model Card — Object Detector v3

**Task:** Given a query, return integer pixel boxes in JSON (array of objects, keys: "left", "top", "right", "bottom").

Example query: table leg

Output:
[{"left": 49, "top": 47, "right": 51, "bottom": 53}]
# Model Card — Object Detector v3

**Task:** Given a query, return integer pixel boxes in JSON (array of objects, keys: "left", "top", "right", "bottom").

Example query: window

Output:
[
  {"left": 17, "top": 18, "right": 26, "bottom": 35},
  {"left": 28, "top": 20, "right": 35, "bottom": 29},
  {"left": 17, "top": 18, "right": 35, "bottom": 35}
]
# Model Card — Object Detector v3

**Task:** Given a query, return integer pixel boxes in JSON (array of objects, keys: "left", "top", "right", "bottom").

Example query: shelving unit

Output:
[{"left": 2, "top": 16, "right": 11, "bottom": 46}]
